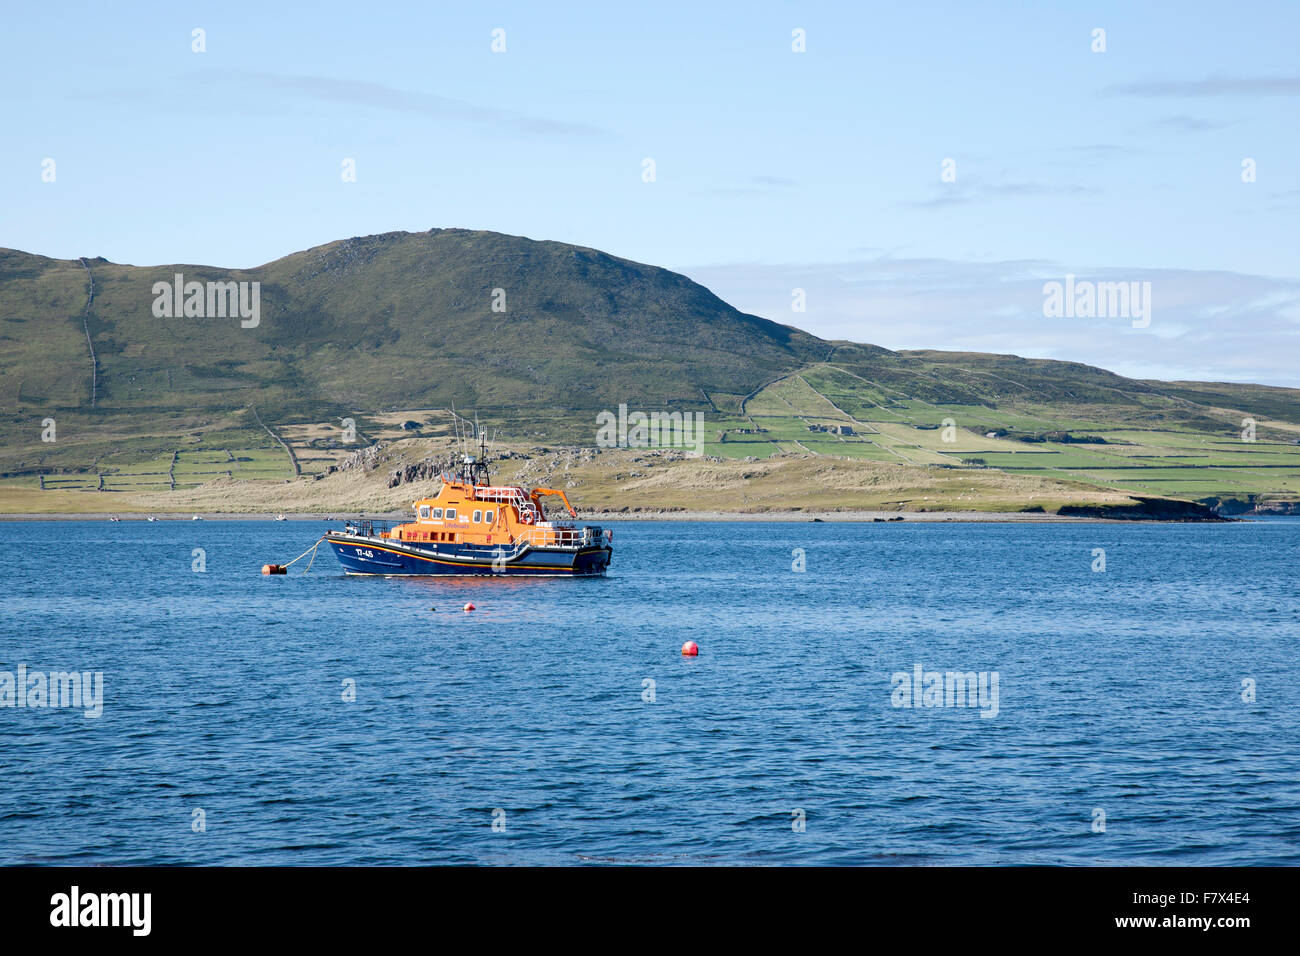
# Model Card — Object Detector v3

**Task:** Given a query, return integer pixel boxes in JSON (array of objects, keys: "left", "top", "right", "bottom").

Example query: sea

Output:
[{"left": 1, "top": 518, "right": 1297, "bottom": 865}]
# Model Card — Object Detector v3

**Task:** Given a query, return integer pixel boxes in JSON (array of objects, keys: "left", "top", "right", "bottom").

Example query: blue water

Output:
[{"left": 1, "top": 518, "right": 1298, "bottom": 865}]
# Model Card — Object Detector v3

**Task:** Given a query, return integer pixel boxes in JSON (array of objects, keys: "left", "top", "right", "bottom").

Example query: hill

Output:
[
  {"left": 0, "top": 229, "right": 823, "bottom": 418},
  {"left": 1, "top": 228, "right": 1298, "bottom": 514}
]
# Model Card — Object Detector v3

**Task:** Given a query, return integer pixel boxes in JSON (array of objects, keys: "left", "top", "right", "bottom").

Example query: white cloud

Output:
[
  {"left": 1107, "top": 75, "right": 1300, "bottom": 98},
  {"left": 683, "top": 258, "right": 1300, "bottom": 387}
]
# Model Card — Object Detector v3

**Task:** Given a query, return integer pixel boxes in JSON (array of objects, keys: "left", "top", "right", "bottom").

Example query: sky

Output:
[{"left": 3, "top": 1, "right": 1298, "bottom": 385}]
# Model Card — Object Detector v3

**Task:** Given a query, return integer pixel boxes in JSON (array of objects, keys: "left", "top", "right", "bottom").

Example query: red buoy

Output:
[
  {"left": 262, "top": 564, "right": 287, "bottom": 575},
  {"left": 463, "top": 602, "right": 476, "bottom": 612},
  {"left": 681, "top": 640, "right": 699, "bottom": 656}
]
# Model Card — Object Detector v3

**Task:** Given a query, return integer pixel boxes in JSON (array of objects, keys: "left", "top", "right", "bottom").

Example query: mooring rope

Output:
[
  {"left": 281, "top": 536, "right": 326, "bottom": 572},
  {"left": 300, "top": 537, "right": 324, "bottom": 574}
]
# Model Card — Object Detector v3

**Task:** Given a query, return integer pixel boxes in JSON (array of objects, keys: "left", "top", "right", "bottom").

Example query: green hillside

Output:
[
  {"left": 1, "top": 228, "right": 1298, "bottom": 513},
  {"left": 0, "top": 229, "right": 823, "bottom": 416}
]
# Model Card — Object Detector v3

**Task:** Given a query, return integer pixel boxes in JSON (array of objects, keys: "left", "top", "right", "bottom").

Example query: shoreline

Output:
[{"left": 0, "top": 509, "right": 1256, "bottom": 523}]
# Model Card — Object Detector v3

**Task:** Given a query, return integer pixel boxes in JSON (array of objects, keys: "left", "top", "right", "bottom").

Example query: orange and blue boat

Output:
[{"left": 324, "top": 446, "right": 612, "bottom": 576}]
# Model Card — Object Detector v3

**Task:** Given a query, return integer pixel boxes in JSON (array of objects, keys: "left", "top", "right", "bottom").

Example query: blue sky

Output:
[{"left": 4, "top": 1, "right": 1298, "bottom": 384}]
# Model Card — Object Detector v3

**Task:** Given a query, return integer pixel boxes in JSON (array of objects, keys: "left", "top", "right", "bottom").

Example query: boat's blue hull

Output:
[{"left": 325, "top": 532, "right": 611, "bottom": 576}]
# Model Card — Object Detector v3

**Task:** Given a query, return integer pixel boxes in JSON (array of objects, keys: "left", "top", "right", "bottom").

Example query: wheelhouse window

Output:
[
  {"left": 445, "top": 508, "right": 456, "bottom": 520},
  {"left": 473, "top": 510, "right": 482, "bottom": 523},
  {"left": 432, "top": 508, "right": 443, "bottom": 519},
  {"left": 419, "top": 505, "right": 430, "bottom": 520},
  {"left": 485, "top": 510, "right": 494, "bottom": 524}
]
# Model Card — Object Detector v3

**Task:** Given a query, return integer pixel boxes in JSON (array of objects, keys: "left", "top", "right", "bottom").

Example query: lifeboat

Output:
[{"left": 323, "top": 439, "right": 612, "bottom": 577}]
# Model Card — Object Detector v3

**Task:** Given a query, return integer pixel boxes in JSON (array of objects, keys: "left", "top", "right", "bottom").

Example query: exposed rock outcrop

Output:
[
  {"left": 1059, "top": 496, "right": 1228, "bottom": 522},
  {"left": 1203, "top": 494, "right": 1300, "bottom": 516},
  {"left": 333, "top": 443, "right": 388, "bottom": 474},
  {"left": 388, "top": 458, "right": 443, "bottom": 488}
]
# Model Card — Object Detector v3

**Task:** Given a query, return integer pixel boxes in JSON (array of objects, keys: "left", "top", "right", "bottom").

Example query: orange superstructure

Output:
[{"left": 385, "top": 478, "right": 585, "bottom": 549}]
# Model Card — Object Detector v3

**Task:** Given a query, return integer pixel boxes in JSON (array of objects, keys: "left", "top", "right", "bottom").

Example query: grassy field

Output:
[
  {"left": 5, "top": 379, "right": 1298, "bottom": 514},
  {"left": 698, "top": 366, "right": 1300, "bottom": 504},
  {"left": 0, "top": 437, "right": 1215, "bottom": 519}
]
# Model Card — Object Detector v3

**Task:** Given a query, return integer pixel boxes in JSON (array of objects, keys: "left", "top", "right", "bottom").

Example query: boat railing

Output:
[
  {"left": 473, "top": 485, "right": 543, "bottom": 523},
  {"left": 513, "top": 526, "right": 610, "bottom": 549},
  {"left": 344, "top": 519, "right": 391, "bottom": 538}
]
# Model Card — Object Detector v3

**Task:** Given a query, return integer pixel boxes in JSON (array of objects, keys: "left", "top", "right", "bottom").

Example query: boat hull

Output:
[{"left": 325, "top": 532, "right": 611, "bottom": 577}]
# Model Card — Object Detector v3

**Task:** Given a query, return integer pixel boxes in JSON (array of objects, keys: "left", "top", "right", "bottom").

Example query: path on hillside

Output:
[
  {"left": 742, "top": 365, "right": 930, "bottom": 465},
  {"left": 77, "top": 258, "right": 98, "bottom": 409},
  {"left": 741, "top": 369, "right": 871, "bottom": 456},
  {"left": 823, "top": 362, "right": 1004, "bottom": 428},
  {"left": 738, "top": 374, "right": 784, "bottom": 417},
  {"left": 792, "top": 373, "right": 927, "bottom": 465},
  {"left": 251, "top": 406, "right": 300, "bottom": 476}
]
